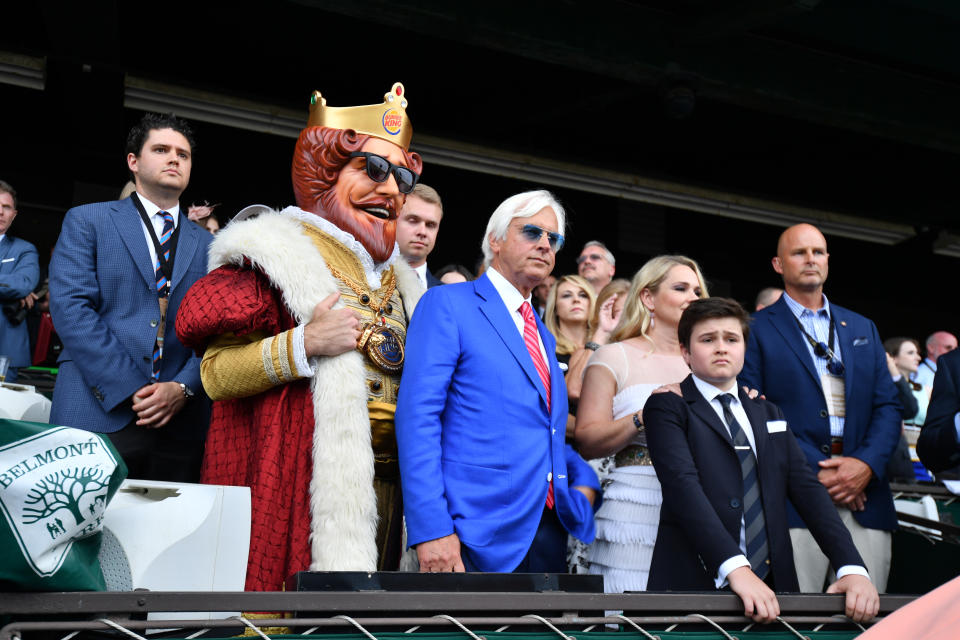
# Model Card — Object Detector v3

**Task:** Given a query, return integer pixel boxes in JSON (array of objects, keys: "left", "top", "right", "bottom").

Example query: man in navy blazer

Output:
[
  {"left": 645, "top": 297, "right": 877, "bottom": 624},
  {"left": 740, "top": 224, "right": 900, "bottom": 593},
  {"left": 917, "top": 350, "right": 960, "bottom": 474},
  {"left": 49, "top": 113, "right": 211, "bottom": 482},
  {"left": 0, "top": 180, "right": 40, "bottom": 382},
  {"left": 396, "top": 190, "right": 600, "bottom": 573}
]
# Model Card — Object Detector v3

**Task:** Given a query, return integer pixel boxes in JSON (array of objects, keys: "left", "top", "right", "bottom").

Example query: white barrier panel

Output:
[
  {"left": 100, "top": 479, "right": 251, "bottom": 621},
  {"left": 0, "top": 383, "right": 52, "bottom": 422}
]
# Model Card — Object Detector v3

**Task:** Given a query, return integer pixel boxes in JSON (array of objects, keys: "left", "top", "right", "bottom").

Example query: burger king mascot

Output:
[{"left": 176, "top": 83, "right": 423, "bottom": 591}]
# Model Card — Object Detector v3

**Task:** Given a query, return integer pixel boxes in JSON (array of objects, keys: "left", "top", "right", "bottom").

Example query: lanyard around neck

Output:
[
  {"left": 794, "top": 308, "right": 838, "bottom": 362},
  {"left": 131, "top": 193, "right": 181, "bottom": 288}
]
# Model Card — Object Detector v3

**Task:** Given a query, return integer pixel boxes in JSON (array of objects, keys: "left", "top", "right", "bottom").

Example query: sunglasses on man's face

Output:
[
  {"left": 576, "top": 253, "right": 606, "bottom": 265},
  {"left": 520, "top": 224, "right": 565, "bottom": 252},
  {"left": 349, "top": 152, "right": 419, "bottom": 194}
]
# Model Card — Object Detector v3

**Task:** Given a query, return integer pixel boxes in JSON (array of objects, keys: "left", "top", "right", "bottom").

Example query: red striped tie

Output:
[{"left": 520, "top": 300, "right": 554, "bottom": 509}]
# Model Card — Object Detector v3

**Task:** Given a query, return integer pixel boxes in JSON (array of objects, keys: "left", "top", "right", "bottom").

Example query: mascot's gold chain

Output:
[
  {"left": 326, "top": 265, "right": 397, "bottom": 317},
  {"left": 326, "top": 265, "right": 404, "bottom": 373}
]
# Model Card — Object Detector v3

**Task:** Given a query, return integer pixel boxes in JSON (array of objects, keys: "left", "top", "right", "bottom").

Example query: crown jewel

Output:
[{"left": 306, "top": 82, "right": 413, "bottom": 150}]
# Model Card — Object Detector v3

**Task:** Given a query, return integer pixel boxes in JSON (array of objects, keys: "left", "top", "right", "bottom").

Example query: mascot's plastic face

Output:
[{"left": 319, "top": 138, "right": 408, "bottom": 263}]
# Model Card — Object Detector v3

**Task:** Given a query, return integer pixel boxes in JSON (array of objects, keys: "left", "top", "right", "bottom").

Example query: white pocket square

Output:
[
  {"left": 766, "top": 420, "right": 787, "bottom": 433},
  {"left": 1, "top": 257, "right": 15, "bottom": 263}
]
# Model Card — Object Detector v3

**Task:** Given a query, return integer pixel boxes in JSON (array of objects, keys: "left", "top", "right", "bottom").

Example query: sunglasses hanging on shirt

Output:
[{"left": 794, "top": 313, "right": 845, "bottom": 376}]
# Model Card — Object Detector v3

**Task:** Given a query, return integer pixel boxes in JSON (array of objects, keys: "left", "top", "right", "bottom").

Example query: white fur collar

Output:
[{"left": 277, "top": 206, "right": 400, "bottom": 289}]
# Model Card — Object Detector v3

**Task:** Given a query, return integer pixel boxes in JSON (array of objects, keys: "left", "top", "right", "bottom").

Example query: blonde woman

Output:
[
  {"left": 566, "top": 278, "right": 630, "bottom": 403},
  {"left": 544, "top": 275, "right": 598, "bottom": 373},
  {"left": 575, "top": 255, "right": 708, "bottom": 592}
]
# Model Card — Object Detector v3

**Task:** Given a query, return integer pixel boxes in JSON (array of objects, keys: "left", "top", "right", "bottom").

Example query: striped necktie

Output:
[
  {"left": 520, "top": 300, "right": 554, "bottom": 508},
  {"left": 717, "top": 393, "right": 770, "bottom": 581},
  {"left": 154, "top": 211, "right": 175, "bottom": 295},
  {"left": 151, "top": 211, "right": 175, "bottom": 380}
]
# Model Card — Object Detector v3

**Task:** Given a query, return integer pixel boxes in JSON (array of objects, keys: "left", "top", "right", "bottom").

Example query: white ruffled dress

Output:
[{"left": 583, "top": 343, "right": 690, "bottom": 593}]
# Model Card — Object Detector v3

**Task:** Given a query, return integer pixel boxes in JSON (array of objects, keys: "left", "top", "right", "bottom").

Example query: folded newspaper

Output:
[{"left": 0, "top": 419, "right": 127, "bottom": 590}]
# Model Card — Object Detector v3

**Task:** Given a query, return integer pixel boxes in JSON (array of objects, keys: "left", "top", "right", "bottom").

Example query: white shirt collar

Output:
[
  {"left": 782, "top": 290, "right": 832, "bottom": 318},
  {"left": 486, "top": 266, "right": 531, "bottom": 313},
  {"left": 413, "top": 262, "right": 428, "bottom": 287},
  {"left": 135, "top": 192, "right": 180, "bottom": 223},
  {"left": 691, "top": 373, "right": 740, "bottom": 405}
]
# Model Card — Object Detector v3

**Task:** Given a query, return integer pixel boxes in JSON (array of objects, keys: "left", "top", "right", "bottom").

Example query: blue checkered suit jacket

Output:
[{"left": 49, "top": 196, "right": 212, "bottom": 434}]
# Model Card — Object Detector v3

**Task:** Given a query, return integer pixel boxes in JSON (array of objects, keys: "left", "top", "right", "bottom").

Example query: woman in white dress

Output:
[{"left": 575, "top": 255, "right": 708, "bottom": 593}]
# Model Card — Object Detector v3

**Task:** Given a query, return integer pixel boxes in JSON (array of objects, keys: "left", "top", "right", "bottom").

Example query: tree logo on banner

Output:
[{"left": 22, "top": 467, "right": 111, "bottom": 534}]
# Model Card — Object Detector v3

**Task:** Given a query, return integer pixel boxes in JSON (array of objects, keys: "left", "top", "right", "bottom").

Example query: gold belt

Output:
[
  {"left": 370, "top": 402, "right": 399, "bottom": 479},
  {"left": 614, "top": 444, "right": 654, "bottom": 468}
]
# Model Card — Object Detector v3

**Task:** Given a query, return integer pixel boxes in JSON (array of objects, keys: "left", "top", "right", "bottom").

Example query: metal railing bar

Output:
[
  {"left": 1, "top": 613, "right": 879, "bottom": 640},
  {"left": 0, "top": 591, "right": 916, "bottom": 616}
]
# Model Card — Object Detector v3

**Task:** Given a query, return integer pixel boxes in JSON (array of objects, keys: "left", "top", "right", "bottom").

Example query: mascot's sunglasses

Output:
[
  {"left": 349, "top": 152, "right": 420, "bottom": 194},
  {"left": 520, "top": 224, "right": 565, "bottom": 252}
]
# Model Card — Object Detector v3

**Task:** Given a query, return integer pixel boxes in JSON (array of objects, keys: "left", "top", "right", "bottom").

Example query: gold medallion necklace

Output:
[{"left": 327, "top": 265, "right": 404, "bottom": 373}]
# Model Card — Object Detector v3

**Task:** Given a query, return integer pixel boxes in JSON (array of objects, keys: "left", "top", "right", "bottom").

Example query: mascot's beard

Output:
[{"left": 317, "top": 188, "right": 397, "bottom": 263}]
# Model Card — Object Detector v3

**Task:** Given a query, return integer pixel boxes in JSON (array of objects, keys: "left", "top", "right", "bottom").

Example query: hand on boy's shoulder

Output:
[
  {"left": 651, "top": 382, "right": 683, "bottom": 397},
  {"left": 646, "top": 384, "right": 686, "bottom": 409},
  {"left": 740, "top": 384, "right": 764, "bottom": 401}
]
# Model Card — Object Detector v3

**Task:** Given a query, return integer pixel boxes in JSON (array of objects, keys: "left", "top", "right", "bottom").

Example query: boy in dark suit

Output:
[{"left": 644, "top": 297, "right": 878, "bottom": 623}]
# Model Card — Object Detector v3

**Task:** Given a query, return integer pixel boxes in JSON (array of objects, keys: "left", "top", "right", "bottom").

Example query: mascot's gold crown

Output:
[{"left": 306, "top": 82, "right": 413, "bottom": 151}]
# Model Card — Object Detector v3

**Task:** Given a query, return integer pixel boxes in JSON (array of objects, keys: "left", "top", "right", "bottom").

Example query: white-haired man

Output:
[
  {"left": 577, "top": 240, "right": 615, "bottom": 292},
  {"left": 397, "top": 189, "right": 600, "bottom": 573}
]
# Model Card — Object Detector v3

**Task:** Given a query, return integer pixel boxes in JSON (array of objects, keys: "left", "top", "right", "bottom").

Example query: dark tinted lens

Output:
[
  {"left": 394, "top": 167, "right": 416, "bottom": 193},
  {"left": 828, "top": 359, "right": 845, "bottom": 376},
  {"left": 547, "top": 232, "right": 564, "bottom": 251},
  {"left": 521, "top": 225, "right": 543, "bottom": 242},
  {"left": 521, "top": 225, "right": 564, "bottom": 251},
  {"left": 814, "top": 342, "right": 829, "bottom": 358},
  {"left": 364, "top": 154, "right": 391, "bottom": 182}
]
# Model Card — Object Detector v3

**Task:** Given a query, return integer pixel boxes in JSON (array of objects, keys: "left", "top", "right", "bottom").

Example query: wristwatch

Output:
[
  {"left": 585, "top": 341, "right": 601, "bottom": 351},
  {"left": 179, "top": 383, "right": 195, "bottom": 399}
]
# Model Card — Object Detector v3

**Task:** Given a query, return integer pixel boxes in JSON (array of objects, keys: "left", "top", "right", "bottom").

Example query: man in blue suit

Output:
[
  {"left": 741, "top": 223, "right": 900, "bottom": 593},
  {"left": 917, "top": 350, "right": 960, "bottom": 474},
  {"left": 49, "top": 113, "right": 212, "bottom": 482},
  {"left": 396, "top": 190, "right": 600, "bottom": 573},
  {"left": 0, "top": 180, "right": 40, "bottom": 383}
]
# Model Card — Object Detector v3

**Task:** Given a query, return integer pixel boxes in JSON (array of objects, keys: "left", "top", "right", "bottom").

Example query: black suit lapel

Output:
[{"left": 681, "top": 375, "right": 734, "bottom": 448}]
